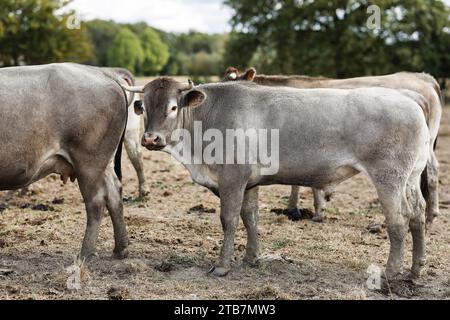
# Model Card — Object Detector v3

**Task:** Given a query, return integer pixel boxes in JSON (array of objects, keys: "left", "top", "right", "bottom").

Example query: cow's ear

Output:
[
  {"left": 134, "top": 100, "right": 144, "bottom": 115},
  {"left": 182, "top": 90, "right": 207, "bottom": 109},
  {"left": 243, "top": 68, "right": 256, "bottom": 81}
]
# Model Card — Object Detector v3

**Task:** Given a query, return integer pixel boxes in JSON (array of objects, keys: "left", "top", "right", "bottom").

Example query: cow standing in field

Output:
[
  {"left": 123, "top": 78, "right": 430, "bottom": 279},
  {"left": 3, "top": 67, "right": 147, "bottom": 200},
  {"left": 224, "top": 67, "right": 442, "bottom": 225},
  {"left": 0, "top": 63, "right": 130, "bottom": 259}
]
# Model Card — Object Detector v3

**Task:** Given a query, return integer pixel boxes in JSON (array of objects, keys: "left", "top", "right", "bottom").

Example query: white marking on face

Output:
[
  {"left": 229, "top": 72, "right": 237, "bottom": 80},
  {"left": 167, "top": 98, "right": 179, "bottom": 119}
]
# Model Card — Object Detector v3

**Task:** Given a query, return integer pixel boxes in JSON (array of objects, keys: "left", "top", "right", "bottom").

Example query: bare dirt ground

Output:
[{"left": 0, "top": 106, "right": 449, "bottom": 300}]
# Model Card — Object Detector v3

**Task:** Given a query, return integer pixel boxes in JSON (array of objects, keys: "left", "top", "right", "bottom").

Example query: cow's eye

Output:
[{"left": 171, "top": 106, "right": 178, "bottom": 112}]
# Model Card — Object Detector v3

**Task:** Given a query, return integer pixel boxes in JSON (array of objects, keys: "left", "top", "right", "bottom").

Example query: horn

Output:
[
  {"left": 229, "top": 72, "right": 237, "bottom": 80},
  {"left": 179, "top": 80, "right": 194, "bottom": 92},
  {"left": 121, "top": 84, "right": 145, "bottom": 93}
]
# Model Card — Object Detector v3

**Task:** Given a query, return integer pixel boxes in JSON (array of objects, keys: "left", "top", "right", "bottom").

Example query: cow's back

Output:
[{"left": 196, "top": 83, "right": 428, "bottom": 186}]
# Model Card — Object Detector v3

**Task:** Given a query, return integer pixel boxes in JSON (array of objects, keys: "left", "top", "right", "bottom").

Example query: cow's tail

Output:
[
  {"left": 420, "top": 166, "right": 429, "bottom": 203},
  {"left": 114, "top": 132, "right": 125, "bottom": 181}
]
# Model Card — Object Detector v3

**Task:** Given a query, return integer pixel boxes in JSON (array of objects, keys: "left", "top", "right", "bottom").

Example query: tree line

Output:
[
  {"left": 0, "top": 0, "right": 227, "bottom": 78},
  {"left": 1, "top": 0, "right": 450, "bottom": 88},
  {"left": 223, "top": 0, "right": 450, "bottom": 88}
]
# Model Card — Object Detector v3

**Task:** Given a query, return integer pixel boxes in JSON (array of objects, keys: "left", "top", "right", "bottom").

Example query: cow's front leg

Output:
[
  {"left": 210, "top": 170, "right": 247, "bottom": 277},
  {"left": 241, "top": 187, "right": 260, "bottom": 266}
]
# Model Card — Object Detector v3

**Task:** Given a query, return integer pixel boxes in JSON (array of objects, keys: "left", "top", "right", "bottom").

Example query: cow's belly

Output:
[
  {"left": 0, "top": 148, "right": 74, "bottom": 191},
  {"left": 258, "top": 164, "right": 360, "bottom": 188}
]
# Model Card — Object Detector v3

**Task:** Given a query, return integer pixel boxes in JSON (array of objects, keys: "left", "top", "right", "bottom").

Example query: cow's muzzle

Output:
[{"left": 142, "top": 133, "right": 166, "bottom": 150}]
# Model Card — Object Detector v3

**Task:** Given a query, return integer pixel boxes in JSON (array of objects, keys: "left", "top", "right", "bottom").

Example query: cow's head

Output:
[
  {"left": 223, "top": 67, "right": 257, "bottom": 82},
  {"left": 122, "top": 78, "right": 206, "bottom": 151}
]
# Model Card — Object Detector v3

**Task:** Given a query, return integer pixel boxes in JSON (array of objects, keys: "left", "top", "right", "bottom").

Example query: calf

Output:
[
  {"left": 224, "top": 67, "right": 442, "bottom": 225},
  {"left": 0, "top": 63, "right": 130, "bottom": 259},
  {"left": 123, "top": 78, "right": 429, "bottom": 279}
]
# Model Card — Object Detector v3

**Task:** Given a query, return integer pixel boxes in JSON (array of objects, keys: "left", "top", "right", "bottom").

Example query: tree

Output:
[
  {"left": 140, "top": 28, "right": 170, "bottom": 75},
  {"left": 85, "top": 19, "right": 121, "bottom": 66},
  {"left": 106, "top": 28, "right": 144, "bottom": 74},
  {"left": 0, "top": 0, "right": 92, "bottom": 67},
  {"left": 224, "top": 0, "right": 450, "bottom": 80}
]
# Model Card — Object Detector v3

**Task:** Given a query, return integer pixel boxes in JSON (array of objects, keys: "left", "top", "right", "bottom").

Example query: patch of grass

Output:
[
  {"left": 151, "top": 181, "right": 168, "bottom": 190},
  {"left": 168, "top": 254, "right": 199, "bottom": 267},
  {"left": 272, "top": 238, "right": 293, "bottom": 250},
  {"left": 324, "top": 207, "right": 341, "bottom": 215},
  {"left": 349, "top": 209, "right": 371, "bottom": 216},
  {"left": 241, "top": 284, "right": 289, "bottom": 300}
]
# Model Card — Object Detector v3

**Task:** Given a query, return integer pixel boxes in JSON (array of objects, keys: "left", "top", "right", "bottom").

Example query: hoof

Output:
[
  {"left": 312, "top": 215, "right": 324, "bottom": 223},
  {"left": 113, "top": 248, "right": 129, "bottom": 260},
  {"left": 409, "top": 269, "right": 424, "bottom": 279},
  {"left": 243, "top": 257, "right": 259, "bottom": 268},
  {"left": 138, "top": 192, "right": 148, "bottom": 200},
  {"left": 139, "top": 188, "right": 149, "bottom": 199},
  {"left": 411, "top": 262, "right": 427, "bottom": 279},
  {"left": 384, "top": 268, "right": 404, "bottom": 282},
  {"left": 286, "top": 208, "right": 303, "bottom": 221},
  {"left": 78, "top": 252, "right": 99, "bottom": 262},
  {"left": 208, "top": 266, "right": 230, "bottom": 277}
]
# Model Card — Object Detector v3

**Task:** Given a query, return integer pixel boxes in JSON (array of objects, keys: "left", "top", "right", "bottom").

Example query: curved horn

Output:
[
  {"left": 121, "top": 84, "right": 145, "bottom": 93},
  {"left": 179, "top": 79, "right": 194, "bottom": 92}
]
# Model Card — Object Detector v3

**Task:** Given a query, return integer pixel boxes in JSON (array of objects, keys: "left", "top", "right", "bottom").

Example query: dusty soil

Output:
[{"left": 1, "top": 104, "right": 449, "bottom": 300}]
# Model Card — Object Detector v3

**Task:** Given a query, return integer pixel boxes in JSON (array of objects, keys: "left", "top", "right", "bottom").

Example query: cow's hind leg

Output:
[
  {"left": 408, "top": 174, "right": 427, "bottom": 277},
  {"left": 104, "top": 165, "right": 129, "bottom": 259},
  {"left": 240, "top": 187, "right": 259, "bottom": 266},
  {"left": 425, "top": 151, "right": 439, "bottom": 227},
  {"left": 373, "top": 180, "right": 410, "bottom": 279},
  {"left": 77, "top": 165, "right": 128, "bottom": 260},
  {"left": 78, "top": 173, "right": 107, "bottom": 260}
]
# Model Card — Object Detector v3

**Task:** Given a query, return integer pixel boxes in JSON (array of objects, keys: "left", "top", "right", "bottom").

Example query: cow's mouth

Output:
[{"left": 146, "top": 145, "right": 166, "bottom": 151}]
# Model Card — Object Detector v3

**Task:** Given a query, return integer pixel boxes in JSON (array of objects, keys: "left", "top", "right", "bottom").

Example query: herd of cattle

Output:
[{"left": 0, "top": 63, "right": 443, "bottom": 283}]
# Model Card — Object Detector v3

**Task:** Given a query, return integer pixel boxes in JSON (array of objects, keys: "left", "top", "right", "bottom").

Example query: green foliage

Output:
[
  {"left": 0, "top": 0, "right": 92, "bottom": 67},
  {"left": 85, "top": 19, "right": 121, "bottom": 66},
  {"left": 140, "top": 28, "right": 170, "bottom": 75},
  {"left": 162, "top": 31, "right": 227, "bottom": 76},
  {"left": 86, "top": 22, "right": 225, "bottom": 76},
  {"left": 224, "top": 0, "right": 450, "bottom": 82},
  {"left": 106, "top": 28, "right": 144, "bottom": 74}
]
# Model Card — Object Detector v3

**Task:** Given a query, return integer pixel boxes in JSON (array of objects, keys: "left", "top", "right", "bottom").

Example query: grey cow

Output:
[
  {"left": 4, "top": 67, "right": 147, "bottom": 200},
  {"left": 0, "top": 63, "right": 130, "bottom": 260},
  {"left": 123, "top": 78, "right": 430, "bottom": 280},
  {"left": 224, "top": 67, "right": 442, "bottom": 225}
]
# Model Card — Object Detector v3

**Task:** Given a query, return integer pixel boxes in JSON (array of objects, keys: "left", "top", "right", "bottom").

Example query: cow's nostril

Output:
[{"left": 153, "top": 136, "right": 161, "bottom": 144}]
